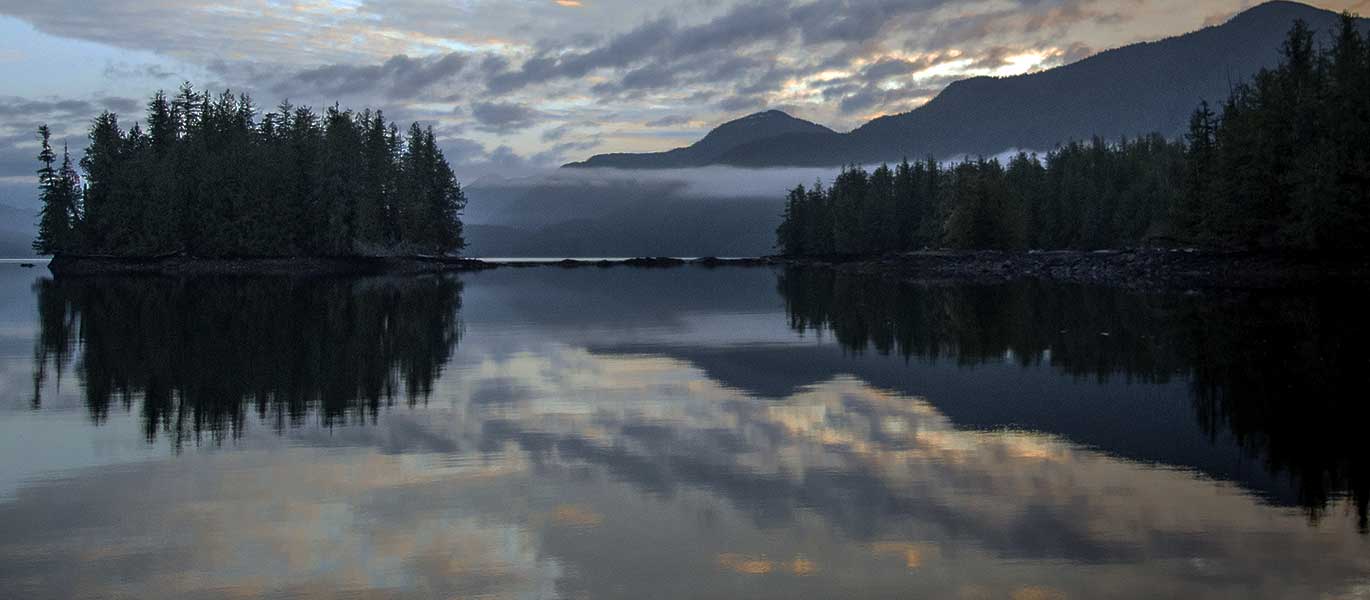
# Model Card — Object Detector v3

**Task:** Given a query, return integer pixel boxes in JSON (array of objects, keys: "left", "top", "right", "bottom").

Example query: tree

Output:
[
  {"left": 776, "top": 184, "right": 808, "bottom": 256},
  {"left": 34, "top": 128, "right": 81, "bottom": 255},
  {"left": 38, "top": 86, "right": 469, "bottom": 258},
  {"left": 1179, "top": 101, "right": 1218, "bottom": 241},
  {"left": 80, "top": 112, "right": 123, "bottom": 252}
]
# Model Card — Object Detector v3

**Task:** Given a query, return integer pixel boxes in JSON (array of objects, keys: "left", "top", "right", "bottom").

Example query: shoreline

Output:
[
  {"left": 43, "top": 251, "right": 1370, "bottom": 289},
  {"left": 43, "top": 254, "right": 769, "bottom": 276},
  {"left": 773, "top": 249, "right": 1370, "bottom": 290}
]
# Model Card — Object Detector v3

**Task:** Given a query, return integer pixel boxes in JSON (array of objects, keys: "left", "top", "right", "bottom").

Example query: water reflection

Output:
[
  {"left": 3, "top": 266, "right": 1368, "bottom": 599},
  {"left": 32, "top": 275, "right": 462, "bottom": 444},
  {"left": 777, "top": 267, "right": 1370, "bottom": 530}
]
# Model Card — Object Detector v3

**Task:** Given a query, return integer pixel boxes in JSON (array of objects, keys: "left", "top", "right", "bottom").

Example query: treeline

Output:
[
  {"left": 777, "top": 16, "right": 1370, "bottom": 255},
  {"left": 34, "top": 84, "right": 466, "bottom": 257}
]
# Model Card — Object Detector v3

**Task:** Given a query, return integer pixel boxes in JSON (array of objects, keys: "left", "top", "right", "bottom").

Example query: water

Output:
[{"left": 0, "top": 263, "right": 1367, "bottom": 599}]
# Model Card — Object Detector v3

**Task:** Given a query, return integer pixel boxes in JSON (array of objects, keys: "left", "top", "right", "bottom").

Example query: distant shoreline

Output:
[
  {"left": 773, "top": 249, "right": 1370, "bottom": 290},
  {"left": 42, "top": 251, "right": 1370, "bottom": 289},
  {"left": 43, "top": 254, "right": 770, "bottom": 276}
]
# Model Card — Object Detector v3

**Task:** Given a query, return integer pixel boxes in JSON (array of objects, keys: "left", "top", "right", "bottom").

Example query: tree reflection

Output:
[
  {"left": 32, "top": 275, "right": 463, "bottom": 446},
  {"left": 777, "top": 267, "right": 1370, "bottom": 530}
]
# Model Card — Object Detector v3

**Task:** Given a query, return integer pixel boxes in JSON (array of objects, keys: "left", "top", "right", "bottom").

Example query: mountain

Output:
[
  {"left": 0, "top": 204, "right": 36, "bottom": 257},
  {"left": 568, "top": 1, "right": 1367, "bottom": 168},
  {"left": 564, "top": 110, "right": 834, "bottom": 168},
  {"left": 462, "top": 177, "right": 782, "bottom": 257}
]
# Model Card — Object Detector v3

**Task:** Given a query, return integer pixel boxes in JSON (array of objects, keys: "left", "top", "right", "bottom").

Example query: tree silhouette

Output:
[{"left": 33, "top": 85, "right": 466, "bottom": 257}]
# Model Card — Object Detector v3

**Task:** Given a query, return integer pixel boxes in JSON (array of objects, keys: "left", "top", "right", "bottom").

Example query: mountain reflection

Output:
[
  {"left": 777, "top": 267, "right": 1370, "bottom": 530},
  {"left": 31, "top": 275, "right": 463, "bottom": 445}
]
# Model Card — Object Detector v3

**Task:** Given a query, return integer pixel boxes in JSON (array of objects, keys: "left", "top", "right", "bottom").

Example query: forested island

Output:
[
  {"left": 33, "top": 85, "right": 465, "bottom": 258},
  {"left": 776, "top": 17, "right": 1370, "bottom": 256}
]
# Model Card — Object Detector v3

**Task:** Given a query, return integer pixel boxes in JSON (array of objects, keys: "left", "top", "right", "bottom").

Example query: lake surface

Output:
[{"left": 0, "top": 264, "right": 1367, "bottom": 599}]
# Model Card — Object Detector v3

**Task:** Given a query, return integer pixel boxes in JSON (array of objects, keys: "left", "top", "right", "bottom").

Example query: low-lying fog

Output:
[{"left": 464, "top": 151, "right": 1038, "bottom": 258}]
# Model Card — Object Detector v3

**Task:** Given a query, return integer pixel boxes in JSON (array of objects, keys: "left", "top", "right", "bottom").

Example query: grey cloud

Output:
[
  {"left": 284, "top": 52, "right": 470, "bottom": 99},
  {"left": 0, "top": 0, "right": 397, "bottom": 66},
  {"left": 819, "top": 82, "right": 861, "bottom": 102},
  {"left": 716, "top": 94, "right": 765, "bottom": 113},
  {"left": 471, "top": 101, "right": 543, "bottom": 133},
  {"left": 1059, "top": 42, "right": 1095, "bottom": 64},
  {"left": 838, "top": 84, "right": 938, "bottom": 114},
  {"left": 645, "top": 115, "right": 693, "bottom": 127},
  {"left": 481, "top": 0, "right": 826, "bottom": 94},
  {"left": 0, "top": 137, "right": 37, "bottom": 179},
  {"left": 531, "top": 138, "right": 604, "bottom": 166},
  {"left": 103, "top": 61, "right": 178, "bottom": 81},
  {"left": 617, "top": 64, "right": 678, "bottom": 91},
  {"left": 861, "top": 58, "right": 920, "bottom": 81},
  {"left": 0, "top": 96, "right": 138, "bottom": 177},
  {"left": 542, "top": 122, "right": 600, "bottom": 143},
  {"left": 486, "top": 17, "right": 676, "bottom": 94},
  {"left": 1021, "top": 0, "right": 1126, "bottom": 33},
  {"left": 474, "top": 0, "right": 1020, "bottom": 111},
  {"left": 439, "top": 137, "right": 489, "bottom": 165},
  {"left": 0, "top": 0, "right": 1161, "bottom": 167},
  {"left": 0, "top": 96, "right": 138, "bottom": 120},
  {"left": 487, "top": 145, "right": 531, "bottom": 169}
]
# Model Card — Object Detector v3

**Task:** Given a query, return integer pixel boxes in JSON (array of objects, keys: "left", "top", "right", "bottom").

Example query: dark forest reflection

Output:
[
  {"left": 777, "top": 267, "right": 1370, "bottom": 530},
  {"left": 31, "top": 275, "right": 463, "bottom": 445}
]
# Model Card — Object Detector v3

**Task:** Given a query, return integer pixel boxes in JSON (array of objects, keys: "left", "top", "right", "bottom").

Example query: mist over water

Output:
[
  {"left": 471, "top": 166, "right": 844, "bottom": 199},
  {"left": 472, "top": 149, "right": 1045, "bottom": 200},
  {"left": 460, "top": 152, "right": 1042, "bottom": 258}
]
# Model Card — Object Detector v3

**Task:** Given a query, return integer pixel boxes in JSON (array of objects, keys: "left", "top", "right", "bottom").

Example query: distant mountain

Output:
[
  {"left": 568, "top": 1, "right": 1367, "bottom": 168},
  {"left": 462, "top": 178, "right": 781, "bottom": 257},
  {"left": 564, "top": 110, "right": 834, "bottom": 168},
  {"left": 0, "top": 204, "right": 36, "bottom": 257}
]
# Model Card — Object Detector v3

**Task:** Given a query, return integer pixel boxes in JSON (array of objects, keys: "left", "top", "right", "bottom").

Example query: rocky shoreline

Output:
[
  {"left": 774, "top": 249, "right": 1370, "bottom": 289},
  {"left": 44, "top": 250, "right": 1370, "bottom": 289}
]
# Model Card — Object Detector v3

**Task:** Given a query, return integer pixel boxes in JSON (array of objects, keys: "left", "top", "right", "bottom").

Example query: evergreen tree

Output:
[
  {"left": 33, "top": 126, "right": 64, "bottom": 255},
  {"left": 36, "top": 86, "right": 467, "bottom": 258},
  {"left": 80, "top": 112, "right": 123, "bottom": 252},
  {"left": 829, "top": 166, "right": 869, "bottom": 254},
  {"left": 776, "top": 184, "right": 808, "bottom": 256}
]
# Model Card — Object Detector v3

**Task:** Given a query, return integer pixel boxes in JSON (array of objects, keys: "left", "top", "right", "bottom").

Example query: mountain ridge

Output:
[
  {"left": 564, "top": 109, "right": 834, "bottom": 168},
  {"left": 567, "top": 1, "right": 1366, "bottom": 169}
]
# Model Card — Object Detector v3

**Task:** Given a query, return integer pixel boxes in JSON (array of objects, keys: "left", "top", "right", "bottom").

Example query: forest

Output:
[
  {"left": 33, "top": 85, "right": 465, "bottom": 257},
  {"left": 776, "top": 16, "right": 1370, "bottom": 255}
]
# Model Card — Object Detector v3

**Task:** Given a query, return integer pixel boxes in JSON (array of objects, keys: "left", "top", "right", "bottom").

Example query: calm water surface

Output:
[{"left": 0, "top": 264, "right": 1367, "bottom": 599}]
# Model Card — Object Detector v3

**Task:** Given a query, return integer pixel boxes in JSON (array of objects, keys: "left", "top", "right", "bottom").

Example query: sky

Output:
[{"left": 0, "top": 0, "right": 1367, "bottom": 200}]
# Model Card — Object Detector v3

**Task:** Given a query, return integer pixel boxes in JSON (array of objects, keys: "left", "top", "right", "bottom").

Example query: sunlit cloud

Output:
[{"left": 0, "top": 0, "right": 1365, "bottom": 189}]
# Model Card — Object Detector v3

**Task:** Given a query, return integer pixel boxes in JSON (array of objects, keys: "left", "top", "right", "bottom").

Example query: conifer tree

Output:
[
  {"left": 33, "top": 126, "right": 63, "bottom": 255},
  {"left": 37, "top": 86, "right": 468, "bottom": 258}
]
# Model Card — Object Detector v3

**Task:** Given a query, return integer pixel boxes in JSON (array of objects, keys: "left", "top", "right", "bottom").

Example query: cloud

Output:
[
  {"left": 540, "top": 123, "right": 576, "bottom": 142},
  {"left": 439, "top": 137, "right": 490, "bottom": 165},
  {"left": 1, "top": 0, "right": 1299, "bottom": 169},
  {"left": 0, "top": 137, "right": 38, "bottom": 180},
  {"left": 837, "top": 84, "right": 938, "bottom": 114},
  {"left": 281, "top": 52, "right": 470, "bottom": 99},
  {"left": 102, "top": 61, "right": 178, "bottom": 81},
  {"left": 0, "top": 96, "right": 139, "bottom": 179},
  {"left": 471, "top": 101, "right": 543, "bottom": 133},
  {"left": 0, "top": 96, "right": 139, "bottom": 121},
  {"left": 645, "top": 115, "right": 694, "bottom": 127},
  {"left": 531, "top": 138, "right": 604, "bottom": 165}
]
